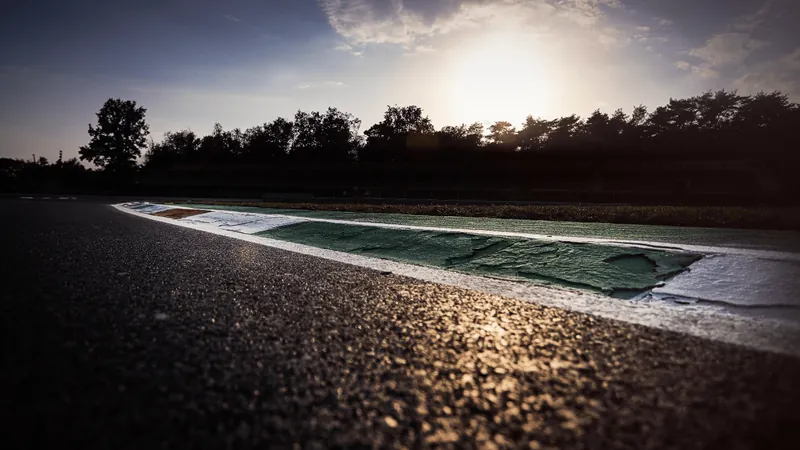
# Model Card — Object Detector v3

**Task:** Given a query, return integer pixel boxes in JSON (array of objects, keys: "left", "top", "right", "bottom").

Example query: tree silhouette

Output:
[
  {"left": 694, "top": 90, "right": 743, "bottom": 130},
  {"left": 291, "top": 108, "right": 362, "bottom": 162},
  {"left": 547, "top": 115, "right": 582, "bottom": 149},
  {"left": 79, "top": 98, "right": 149, "bottom": 173},
  {"left": 242, "top": 118, "right": 294, "bottom": 163},
  {"left": 737, "top": 91, "right": 792, "bottom": 128},
  {"left": 518, "top": 117, "right": 552, "bottom": 151},
  {"left": 195, "top": 123, "right": 244, "bottom": 163},
  {"left": 363, "top": 105, "right": 435, "bottom": 162},
  {"left": 13, "top": 88, "right": 796, "bottom": 204},
  {"left": 437, "top": 123, "right": 485, "bottom": 150},
  {"left": 488, "top": 121, "right": 517, "bottom": 151},
  {"left": 144, "top": 130, "right": 199, "bottom": 169}
]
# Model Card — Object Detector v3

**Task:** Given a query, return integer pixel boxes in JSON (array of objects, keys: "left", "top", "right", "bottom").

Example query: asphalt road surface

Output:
[{"left": 2, "top": 199, "right": 800, "bottom": 449}]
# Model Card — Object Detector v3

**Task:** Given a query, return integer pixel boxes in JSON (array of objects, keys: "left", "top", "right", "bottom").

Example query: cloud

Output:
[
  {"left": 319, "top": 0, "right": 447, "bottom": 45},
  {"left": 557, "top": 0, "right": 621, "bottom": 27},
  {"left": 318, "top": 0, "right": 625, "bottom": 46},
  {"left": 296, "top": 81, "right": 347, "bottom": 89},
  {"left": 334, "top": 43, "right": 364, "bottom": 56},
  {"left": 691, "top": 65, "right": 720, "bottom": 79},
  {"left": 689, "top": 32, "right": 769, "bottom": 68},
  {"left": 672, "top": 1, "right": 798, "bottom": 89},
  {"left": 404, "top": 44, "right": 436, "bottom": 56},
  {"left": 223, "top": 14, "right": 241, "bottom": 22},
  {"left": 733, "top": 47, "right": 800, "bottom": 97},
  {"left": 730, "top": 0, "right": 773, "bottom": 32},
  {"left": 673, "top": 61, "right": 719, "bottom": 79}
]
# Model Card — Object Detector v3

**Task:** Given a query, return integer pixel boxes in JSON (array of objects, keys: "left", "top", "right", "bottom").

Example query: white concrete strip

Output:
[
  {"left": 653, "top": 255, "right": 800, "bottom": 308},
  {"left": 178, "top": 210, "right": 308, "bottom": 234},
  {"left": 130, "top": 204, "right": 179, "bottom": 215},
  {"left": 113, "top": 203, "right": 800, "bottom": 357}
]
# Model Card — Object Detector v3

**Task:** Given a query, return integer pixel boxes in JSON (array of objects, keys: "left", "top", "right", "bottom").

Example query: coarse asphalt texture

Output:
[{"left": 1, "top": 199, "right": 799, "bottom": 449}]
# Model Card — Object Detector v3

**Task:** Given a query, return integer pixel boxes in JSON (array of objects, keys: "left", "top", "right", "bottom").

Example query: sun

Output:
[{"left": 447, "top": 30, "right": 555, "bottom": 124}]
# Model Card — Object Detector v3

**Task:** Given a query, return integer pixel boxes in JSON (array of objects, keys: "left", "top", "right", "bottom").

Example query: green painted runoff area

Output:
[
  {"left": 257, "top": 221, "right": 701, "bottom": 298},
  {"left": 176, "top": 203, "right": 800, "bottom": 253}
]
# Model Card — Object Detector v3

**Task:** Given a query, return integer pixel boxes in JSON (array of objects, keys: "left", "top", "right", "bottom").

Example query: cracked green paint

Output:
[{"left": 259, "top": 222, "right": 701, "bottom": 298}]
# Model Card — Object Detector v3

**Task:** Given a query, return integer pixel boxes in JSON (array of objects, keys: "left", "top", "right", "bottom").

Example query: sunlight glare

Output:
[{"left": 448, "top": 30, "right": 555, "bottom": 124}]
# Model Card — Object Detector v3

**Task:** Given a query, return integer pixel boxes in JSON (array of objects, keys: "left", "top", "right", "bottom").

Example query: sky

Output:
[{"left": 1, "top": 0, "right": 799, "bottom": 161}]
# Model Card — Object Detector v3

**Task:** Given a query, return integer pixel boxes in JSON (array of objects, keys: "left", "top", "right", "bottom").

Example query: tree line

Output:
[
  {"left": 141, "top": 90, "right": 799, "bottom": 168},
  {"left": 2, "top": 90, "right": 799, "bottom": 203}
]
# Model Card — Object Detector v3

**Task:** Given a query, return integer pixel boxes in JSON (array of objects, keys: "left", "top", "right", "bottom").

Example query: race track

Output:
[{"left": 2, "top": 199, "right": 799, "bottom": 449}]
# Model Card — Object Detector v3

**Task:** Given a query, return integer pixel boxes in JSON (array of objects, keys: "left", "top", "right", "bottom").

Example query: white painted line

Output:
[
  {"left": 20, "top": 197, "right": 34, "bottom": 200},
  {"left": 113, "top": 203, "right": 800, "bottom": 357},
  {"left": 58, "top": 197, "right": 70, "bottom": 200}
]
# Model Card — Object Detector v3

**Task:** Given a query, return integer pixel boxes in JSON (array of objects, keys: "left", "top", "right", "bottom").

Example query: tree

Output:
[
  {"left": 291, "top": 108, "right": 362, "bottom": 162},
  {"left": 363, "top": 105, "right": 435, "bottom": 162},
  {"left": 365, "top": 105, "right": 435, "bottom": 141},
  {"left": 546, "top": 115, "right": 583, "bottom": 149},
  {"left": 518, "top": 116, "right": 552, "bottom": 151},
  {"left": 196, "top": 123, "right": 243, "bottom": 163},
  {"left": 242, "top": 118, "right": 294, "bottom": 163},
  {"left": 693, "top": 90, "right": 743, "bottom": 130},
  {"left": 630, "top": 105, "right": 648, "bottom": 128},
  {"left": 79, "top": 98, "right": 149, "bottom": 173},
  {"left": 488, "top": 121, "right": 517, "bottom": 148},
  {"left": 436, "top": 122, "right": 485, "bottom": 150},
  {"left": 736, "top": 91, "right": 792, "bottom": 128},
  {"left": 144, "top": 130, "right": 199, "bottom": 169}
]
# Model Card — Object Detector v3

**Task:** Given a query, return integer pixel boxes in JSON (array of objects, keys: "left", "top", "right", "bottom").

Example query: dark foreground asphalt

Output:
[{"left": 1, "top": 200, "right": 800, "bottom": 449}]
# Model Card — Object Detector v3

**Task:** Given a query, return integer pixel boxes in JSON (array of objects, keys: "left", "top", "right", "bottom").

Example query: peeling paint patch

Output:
[{"left": 259, "top": 222, "right": 701, "bottom": 297}]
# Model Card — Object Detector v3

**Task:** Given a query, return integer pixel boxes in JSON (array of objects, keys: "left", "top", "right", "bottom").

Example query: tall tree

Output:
[
  {"left": 736, "top": 91, "right": 792, "bottom": 128},
  {"left": 518, "top": 116, "right": 552, "bottom": 151},
  {"left": 488, "top": 121, "right": 517, "bottom": 149},
  {"left": 291, "top": 108, "right": 362, "bottom": 162},
  {"left": 693, "top": 90, "right": 743, "bottom": 130},
  {"left": 363, "top": 105, "right": 435, "bottom": 161},
  {"left": 144, "top": 130, "right": 199, "bottom": 169},
  {"left": 243, "top": 118, "right": 294, "bottom": 163},
  {"left": 79, "top": 98, "right": 149, "bottom": 173},
  {"left": 546, "top": 115, "right": 582, "bottom": 149},
  {"left": 197, "top": 123, "right": 243, "bottom": 163},
  {"left": 437, "top": 123, "right": 485, "bottom": 150},
  {"left": 365, "top": 105, "right": 435, "bottom": 141}
]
